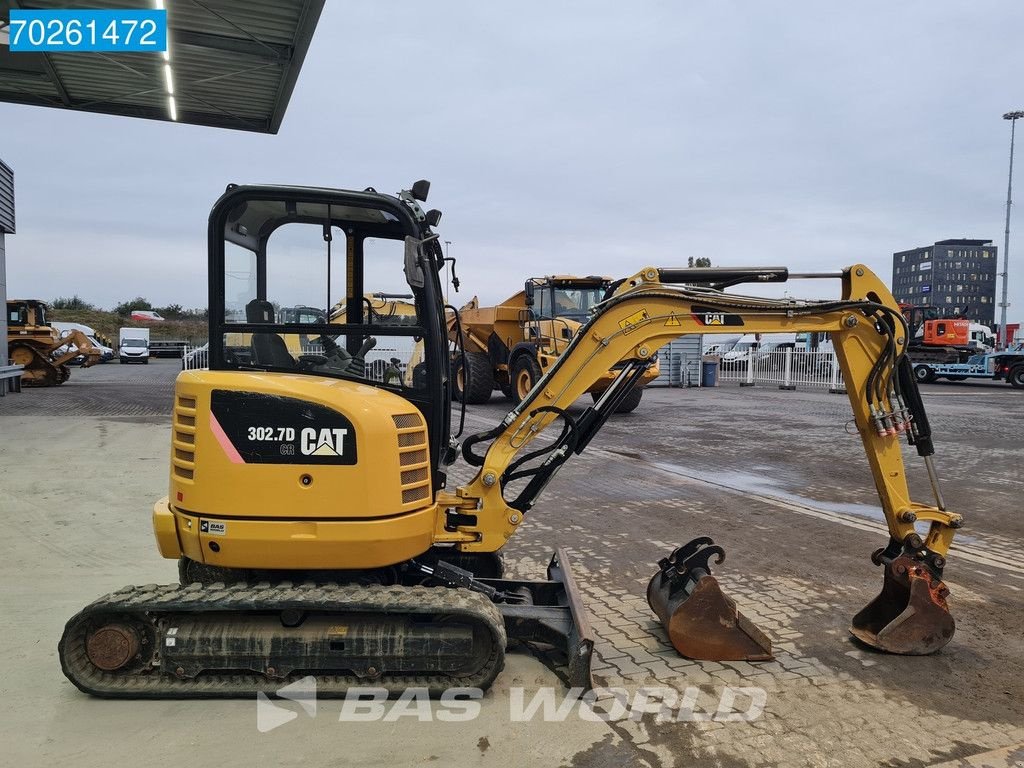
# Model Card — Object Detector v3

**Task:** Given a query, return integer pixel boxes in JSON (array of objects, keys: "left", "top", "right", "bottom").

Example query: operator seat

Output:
[
  {"left": 554, "top": 297, "right": 577, "bottom": 314},
  {"left": 246, "top": 299, "right": 295, "bottom": 369}
]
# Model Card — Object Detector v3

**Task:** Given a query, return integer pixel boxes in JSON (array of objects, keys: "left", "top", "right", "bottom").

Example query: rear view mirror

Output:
[
  {"left": 524, "top": 281, "right": 535, "bottom": 306},
  {"left": 404, "top": 236, "right": 425, "bottom": 288},
  {"left": 411, "top": 180, "right": 430, "bottom": 202}
]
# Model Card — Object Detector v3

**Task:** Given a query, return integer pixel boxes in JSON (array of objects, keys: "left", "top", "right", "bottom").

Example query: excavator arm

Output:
[{"left": 440, "top": 264, "right": 961, "bottom": 656}]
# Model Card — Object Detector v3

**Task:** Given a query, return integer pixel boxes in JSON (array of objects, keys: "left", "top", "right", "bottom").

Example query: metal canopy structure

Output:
[{"left": 0, "top": 0, "right": 324, "bottom": 133}]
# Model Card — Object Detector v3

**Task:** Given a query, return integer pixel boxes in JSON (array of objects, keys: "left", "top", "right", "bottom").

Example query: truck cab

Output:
[
  {"left": 968, "top": 323, "right": 995, "bottom": 352},
  {"left": 453, "top": 275, "right": 660, "bottom": 410}
]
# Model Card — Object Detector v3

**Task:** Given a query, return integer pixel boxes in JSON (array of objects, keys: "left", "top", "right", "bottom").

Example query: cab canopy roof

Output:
[
  {"left": 540, "top": 275, "right": 611, "bottom": 286},
  {"left": 0, "top": 0, "right": 324, "bottom": 133}
]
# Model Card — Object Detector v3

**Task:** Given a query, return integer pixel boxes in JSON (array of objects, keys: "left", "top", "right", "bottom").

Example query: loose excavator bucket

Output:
[
  {"left": 849, "top": 555, "right": 955, "bottom": 655},
  {"left": 646, "top": 537, "right": 773, "bottom": 662}
]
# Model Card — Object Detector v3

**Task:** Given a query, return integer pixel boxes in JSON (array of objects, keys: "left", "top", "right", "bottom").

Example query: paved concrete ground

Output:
[{"left": 0, "top": 360, "right": 1021, "bottom": 767}]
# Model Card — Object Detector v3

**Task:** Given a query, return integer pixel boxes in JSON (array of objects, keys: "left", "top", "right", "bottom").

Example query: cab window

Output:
[{"left": 220, "top": 207, "right": 426, "bottom": 390}]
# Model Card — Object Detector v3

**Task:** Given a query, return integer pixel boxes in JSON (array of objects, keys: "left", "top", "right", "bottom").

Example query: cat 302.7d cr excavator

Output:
[{"left": 59, "top": 182, "right": 962, "bottom": 697}]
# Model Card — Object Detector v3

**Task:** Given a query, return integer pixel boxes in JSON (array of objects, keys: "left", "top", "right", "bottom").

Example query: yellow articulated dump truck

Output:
[{"left": 450, "top": 276, "right": 659, "bottom": 411}]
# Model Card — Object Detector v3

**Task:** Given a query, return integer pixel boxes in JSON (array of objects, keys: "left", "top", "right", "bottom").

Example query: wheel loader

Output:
[
  {"left": 59, "top": 181, "right": 963, "bottom": 698},
  {"left": 451, "top": 275, "right": 659, "bottom": 411},
  {"left": 6, "top": 299, "right": 102, "bottom": 386}
]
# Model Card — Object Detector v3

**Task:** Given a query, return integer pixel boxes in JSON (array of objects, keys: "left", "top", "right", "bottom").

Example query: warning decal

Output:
[
  {"left": 665, "top": 313, "right": 682, "bottom": 327},
  {"left": 618, "top": 309, "right": 651, "bottom": 335}
]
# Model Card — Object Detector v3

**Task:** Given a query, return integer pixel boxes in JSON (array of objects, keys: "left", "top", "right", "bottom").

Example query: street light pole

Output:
[{"left": 1000, "top": 110, "right": 1024, "bottom": 349}]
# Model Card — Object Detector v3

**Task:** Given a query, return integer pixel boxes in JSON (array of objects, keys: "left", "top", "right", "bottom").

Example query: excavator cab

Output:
[{"left": 210, "top": 182, "right": 452, "bottom": 464}]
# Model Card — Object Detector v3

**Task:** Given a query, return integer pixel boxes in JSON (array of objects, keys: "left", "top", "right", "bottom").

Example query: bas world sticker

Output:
[{"left": 200, "top": 520, "right": 227, "bottom": 536}]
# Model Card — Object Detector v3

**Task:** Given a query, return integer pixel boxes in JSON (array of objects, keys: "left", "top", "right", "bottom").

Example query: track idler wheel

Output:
[
  {"left": 646, "top": 537, "right": 773, "bottom": 662},
  {"left": 86, "top": 623, "right": 141, "bottom": 671},
  {"left": 850, "top": 554, "right": 955, "bottom": 655}
]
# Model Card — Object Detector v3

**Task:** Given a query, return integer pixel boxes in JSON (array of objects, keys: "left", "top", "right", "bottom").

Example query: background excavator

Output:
[
  {"left": 59, "top": 182, "right": 963, "bottom": 698},
  {"left": 7, "top": 299, "right": 102, "bottom": 386},
  {"left": 900, "top": 303, "right": 996, "bottom": 367}
]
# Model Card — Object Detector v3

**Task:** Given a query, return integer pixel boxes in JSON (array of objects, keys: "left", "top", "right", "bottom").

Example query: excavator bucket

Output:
[
  {"left": 646, "top": 537, "right": 773, "bottom": 662},
  {"left": 849, "top": 555, "right": 955, "bottom": 655}
]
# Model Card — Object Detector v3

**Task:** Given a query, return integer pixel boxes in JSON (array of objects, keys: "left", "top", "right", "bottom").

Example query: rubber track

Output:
[{"left": 59, "top": 582, "right": 506, "bottom": 698}]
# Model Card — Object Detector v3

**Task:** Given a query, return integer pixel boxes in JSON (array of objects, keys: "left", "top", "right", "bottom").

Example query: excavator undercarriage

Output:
[
  {"left": 61, "top": 549, "right": 593, "bottom": 697},
  {"left": 58, "top": 182, "right": 962, "bottom": 698}
]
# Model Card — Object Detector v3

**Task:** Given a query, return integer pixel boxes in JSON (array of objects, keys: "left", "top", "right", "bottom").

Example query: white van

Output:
[
  {"left": 130, "top": 310, "right": 165, "bottom": 322},
  {"left": 720, "top": 334, "right": 760, "bottom": 367},
  {"left": 702, "top": 334, "right": 742, "bottom": 356},
  {"left": 88, "top": 336, "right": 115, "bottom": 362},
  {"left": 720, "top": 333, "right": 798, "bottom": 368},
  {"left": 119, "top": 327, "right": 151, "bottom": 364},
  {"left": 51, "top": 322, "right": 113, "bottom": 363}
]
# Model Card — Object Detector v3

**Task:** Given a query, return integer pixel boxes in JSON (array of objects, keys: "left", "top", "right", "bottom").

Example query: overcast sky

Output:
[{"left": 2, "top": 0, "right": 1023, "bottom": 323}]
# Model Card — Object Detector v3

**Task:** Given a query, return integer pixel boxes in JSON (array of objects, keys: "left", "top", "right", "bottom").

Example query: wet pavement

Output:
[{"left": 1, "top": 361, "right": 1021, "bottom": 767}]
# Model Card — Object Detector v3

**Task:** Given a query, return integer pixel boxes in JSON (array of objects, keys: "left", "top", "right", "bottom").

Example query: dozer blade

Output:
[
  {"left": 850, "top": 554, "right": 955, "bottom": 655},
  {"left": 646, "top": 538, "right": 773, "bottom": 662},
  {"left": 481, "top": 548, "right": 596, "bottom": 689}
]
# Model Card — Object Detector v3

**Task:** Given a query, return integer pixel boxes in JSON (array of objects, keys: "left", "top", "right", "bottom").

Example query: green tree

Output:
[
  {"left": 687, "top": 257, "right": 713, "bottom": 268},
  {"left": 156, "top": 304, "right": 186, "bottom": 319},
  {"left": 114, "top": 297, "right": 153, "bottom": 316},
  {"left": 51, "top": 295, "right": 96, "bottom": 310}
]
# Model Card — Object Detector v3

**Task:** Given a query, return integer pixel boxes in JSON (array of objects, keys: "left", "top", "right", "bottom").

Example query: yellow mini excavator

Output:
[{"left": 59, "top": 182, "right": 962, "bottom": 697}]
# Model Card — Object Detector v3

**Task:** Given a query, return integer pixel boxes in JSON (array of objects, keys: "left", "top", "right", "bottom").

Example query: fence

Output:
[
  {"left": 717, "top": 348, "right": 846, "bottom": 392},
  {"left": 180, "top": 342, "right": 411, "bottom": 386},
  {"left": 181, "top": 344, "right": 208, "bottom": 370},
  {"left": 183, "top": 341, "right": 846, "bottom": 392}
]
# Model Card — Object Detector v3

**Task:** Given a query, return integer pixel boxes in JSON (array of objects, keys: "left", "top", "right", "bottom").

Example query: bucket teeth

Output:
[
  {"left": 647, "top": 538, "right": 773, "bottom": 662},
  {"left": 850, "top": 554, "right": 955, "bottom": 655}
]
